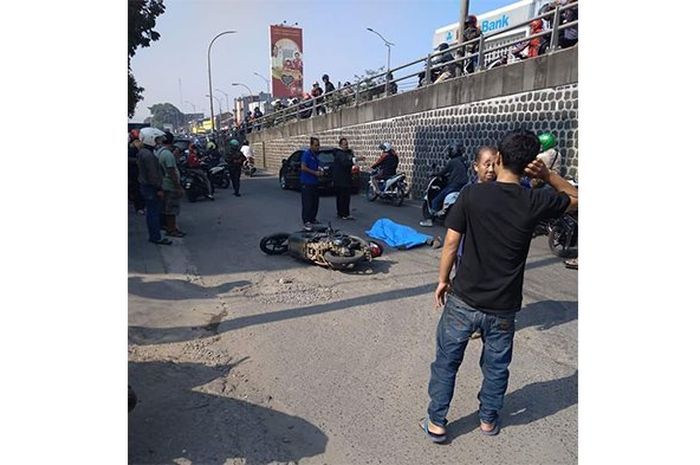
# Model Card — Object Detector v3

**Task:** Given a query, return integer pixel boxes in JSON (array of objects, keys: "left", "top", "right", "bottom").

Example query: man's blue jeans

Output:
[
  {"left": 428, "top": 293, "right": 516, "bottom": 426},
  {"left": 139, "top": 185, "right": 163, "bottom": 242}
]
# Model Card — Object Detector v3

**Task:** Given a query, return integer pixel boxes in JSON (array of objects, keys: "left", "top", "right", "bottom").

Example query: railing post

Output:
[
  {"left": 425, "top": 54, "right": 432, "bottom": 85},
  {"left": 477, "top": 34, "right": 485, "bottom": 71},
  {"left": 385, "top": 71, "right": 390, "bottom": 97},
  {"left": 355, "top": 81, "right": 361, "bottom": 107},
  {"left": 549, "top": 6, "right": 560, "bottom": 52},
  {"left": 312, "top": 96, "right": 317, "bottom": 116}
]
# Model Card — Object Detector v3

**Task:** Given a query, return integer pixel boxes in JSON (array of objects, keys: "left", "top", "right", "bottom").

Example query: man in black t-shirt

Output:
[{"left": 420, "top": 130, "right": 578, "bottom": 443}]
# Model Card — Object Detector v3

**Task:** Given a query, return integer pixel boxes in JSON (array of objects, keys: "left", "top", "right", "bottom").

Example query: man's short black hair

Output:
[
  {"left": 338, "top": 137, "right": 347, "bottom": 145},
  {"left": 163, "top": 131, "right": 174, "bottom": 145},
  {"left": 310, "top": 136, "right": 320, "bottom": 145},
  {"left": 497, "top": 130, "right": 540, "bottom": 175}
]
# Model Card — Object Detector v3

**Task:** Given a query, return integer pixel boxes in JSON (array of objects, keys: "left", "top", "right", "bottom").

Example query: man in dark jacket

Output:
[
  {"left": 224, "top": 138, "right": 246, "bottom": 196},
  {"left": 420, "top": 144, "right": 471, "bottom": 227},
  {"left": 332, "top": 137, "right": 365, "bottom": 220},
  {"left": 136, "top": 127, "right": 171, "bottom": 245}
]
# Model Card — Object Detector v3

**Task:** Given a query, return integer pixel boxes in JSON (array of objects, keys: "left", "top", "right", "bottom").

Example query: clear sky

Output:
[{"left": 129, "top": 0, "right": 514, "bottom": 122}]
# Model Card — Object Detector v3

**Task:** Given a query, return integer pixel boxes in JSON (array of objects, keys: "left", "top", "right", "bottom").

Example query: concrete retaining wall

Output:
[{"left": 249, "top": 47, "right": 578, "bottom": 198}]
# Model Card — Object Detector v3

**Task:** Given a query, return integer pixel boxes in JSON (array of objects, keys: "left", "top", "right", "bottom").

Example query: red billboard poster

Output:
[{"left": 270, "top": 25, "right": 303, "bottom": 98}]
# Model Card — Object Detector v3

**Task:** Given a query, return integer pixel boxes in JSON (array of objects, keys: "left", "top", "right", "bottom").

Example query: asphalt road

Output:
[{"left": 128, "top": 172, "right": 578, "bottom": 465}]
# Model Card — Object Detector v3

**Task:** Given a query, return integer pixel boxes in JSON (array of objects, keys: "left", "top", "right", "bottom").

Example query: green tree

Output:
[
  {"left": 148, "top": 103, "right": 185, "bottom": 129},
  {"left": 128, "top": 0, "right": 166, "bottom": 118}
]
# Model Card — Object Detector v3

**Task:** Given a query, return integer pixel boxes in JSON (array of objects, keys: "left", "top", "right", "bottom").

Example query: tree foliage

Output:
[
  {"left": 128, "top": 0, "right": 166, "bottom": 118},
  {"left": 148, "top": 103, "right": 185, "bottom": 129}
]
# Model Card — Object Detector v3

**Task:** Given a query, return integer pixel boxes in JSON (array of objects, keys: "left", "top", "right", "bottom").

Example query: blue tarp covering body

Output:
[{"left": 365, "top": 218, "right": 433, "bottom": 249}]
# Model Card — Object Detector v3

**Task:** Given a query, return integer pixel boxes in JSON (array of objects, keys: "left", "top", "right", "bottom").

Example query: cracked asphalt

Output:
[{"left": 128, "top": 172, "right": 577, "bottom": 465}]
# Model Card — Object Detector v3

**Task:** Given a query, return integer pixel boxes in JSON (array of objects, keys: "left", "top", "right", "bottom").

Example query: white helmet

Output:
[
  {"left": 379, "top": 142, "right": 392, "bottom": 152},
  {"left": 139, "top": 127, "right": 166, "bottom": 147}
]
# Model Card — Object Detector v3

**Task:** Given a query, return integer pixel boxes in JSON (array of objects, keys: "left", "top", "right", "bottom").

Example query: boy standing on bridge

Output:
[{"left": 421, "top": 130, "right": 578, "bottom": 442}]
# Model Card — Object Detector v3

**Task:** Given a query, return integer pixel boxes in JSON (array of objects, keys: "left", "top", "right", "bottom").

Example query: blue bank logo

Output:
[{"left": 481, "top": 14, "right": 510, "bottom": 33}]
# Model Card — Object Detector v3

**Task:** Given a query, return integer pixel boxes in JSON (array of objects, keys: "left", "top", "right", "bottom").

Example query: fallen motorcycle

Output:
[{"left": 259, "top": 224, "right": 383, "bottom": 270}]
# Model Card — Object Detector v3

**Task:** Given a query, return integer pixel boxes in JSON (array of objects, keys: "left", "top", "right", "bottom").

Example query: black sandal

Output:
[{"left": 150, "top": 238, "right": 172, "bottom": 245}]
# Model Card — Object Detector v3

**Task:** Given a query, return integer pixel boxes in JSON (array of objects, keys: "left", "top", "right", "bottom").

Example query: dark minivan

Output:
[{"left": 279, "top": 147, "right": 360, "bottom": 193}]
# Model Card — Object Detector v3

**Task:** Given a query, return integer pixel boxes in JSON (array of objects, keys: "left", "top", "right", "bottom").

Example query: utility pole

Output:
[{"left": 456, "top": 0, "right": 470, "bottom": 77}]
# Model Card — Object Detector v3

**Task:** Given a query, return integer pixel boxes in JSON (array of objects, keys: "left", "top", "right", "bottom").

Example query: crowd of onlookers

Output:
[{"left": 253, "top": 0, "right": 577, "bottom": 130}]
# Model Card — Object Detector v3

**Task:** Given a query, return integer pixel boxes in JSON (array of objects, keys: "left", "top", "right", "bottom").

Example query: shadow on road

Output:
[
  {"left": 446, "top": 371, "right": 578, "bottom": 441},
  {"left": 128, "top": 277, "right": 251, "bottom": 301},
  {"left": 129, "top": 360, "right": 327, "bottom": 465},
  {"left": 129, "top": 282, "right": 435, "bottom": 345},
  {"left": 517, "top": 299, "right": 578, "bottom": 332}
]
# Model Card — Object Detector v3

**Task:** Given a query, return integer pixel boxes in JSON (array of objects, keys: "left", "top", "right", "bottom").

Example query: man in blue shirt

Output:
[{"left": 300, "top": 136, "right": 324, "bottom": 230}]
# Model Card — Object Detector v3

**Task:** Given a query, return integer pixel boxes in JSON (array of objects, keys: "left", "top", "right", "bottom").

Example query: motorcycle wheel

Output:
[
  {"left": 216, "top": 175, "right": 230, "bottom": 189},
  {"left": 323, "top": 250, "right": 363, "bottom": 270},
  {"left": 392, "top": 187, "right": 405, "bottom": 206},
  {"left": 259, "top": 233, "right": 290, "bottom": 255},
  {"left": 548, "top": 221, "right": 577, "bottom": 258},
  {"left": 421, "top": 201, "right": 432, "bottom": 219},
  {"left": 366, "top": 184, "right": 378, "bottom": 201}
]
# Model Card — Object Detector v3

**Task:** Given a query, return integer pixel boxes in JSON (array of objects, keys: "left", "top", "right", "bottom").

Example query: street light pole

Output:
[
  {"left": 206, "top": 94, "right": 223, "bottom": 131},
  {"left": 215, "top": 88, "right": 230, "bottom": 113},
  {"left": 232, "top": 82, "right": 255, "bottom": 121},
  {"left": 456, "top": 0, "right": 470, "bottom": 77},
  {"left": 208, "top": 30, "right": 237, "bottom": 135},
  {"left": 253, "top": 72, "right": 271, "bottom": 95},
  {"left": 366, "top": 28, "right": 395, "bottom": 95}
]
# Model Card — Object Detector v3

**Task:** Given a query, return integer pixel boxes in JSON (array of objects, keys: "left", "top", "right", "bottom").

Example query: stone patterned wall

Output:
[{"left": 260, "top": 83, "right": 578, "bottom": 198}]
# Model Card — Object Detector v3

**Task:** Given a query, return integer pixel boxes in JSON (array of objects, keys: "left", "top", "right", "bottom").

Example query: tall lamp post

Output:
[
  {"left": 206, "top": 94, "right": 223, "bottom": 131},
  {"left": 253, "top": 72, "right": 271, "bottom": 95},
  {"left": 207, "top": 30, "right": 237, "bottom": 134},
  {"left": 232, "top": 82, "right": 254, "bottom": 122},
  {"left": 215, "top": 88, "right": 230, "bottom": 113},
  {"left": 366, "top": 27, "right": 395, "bottom": 94}
]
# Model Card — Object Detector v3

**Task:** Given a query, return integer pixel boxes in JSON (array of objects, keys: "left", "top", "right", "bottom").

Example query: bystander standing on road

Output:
[
  {"left": 300, "top": 136, "right": 324, "bottom": 230},
  {"left": 225, "top": 138, "right": 245, "bottom": 197},
  {"left": 157, "top": 132, "right": 186, "bottom": 238},
  {"left": 137, "top": 128, "right": 171, "bottom": 246},
  {"left": 128, "top": 129, "right": 145, "bottom": 215},
  {"left": 332, "top": 137, "right": 364, "bottom": 220},
  {"left": 421, "top": 130, "right": 578, "bottom": 443}
]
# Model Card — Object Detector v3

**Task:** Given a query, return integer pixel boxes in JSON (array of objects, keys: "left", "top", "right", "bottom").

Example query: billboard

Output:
[{"left": 270, "top": 25, "right": 303, "bottom": 98}]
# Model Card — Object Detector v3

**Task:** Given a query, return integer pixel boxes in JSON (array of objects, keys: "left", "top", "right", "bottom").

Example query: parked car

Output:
[{"left": 279, "top": 147, "right": 361, "bottom": 193}]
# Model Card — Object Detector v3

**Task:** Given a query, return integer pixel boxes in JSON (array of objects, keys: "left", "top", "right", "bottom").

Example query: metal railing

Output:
[{"left": 243, "top": 1, "right": 577, "bottom": 133}]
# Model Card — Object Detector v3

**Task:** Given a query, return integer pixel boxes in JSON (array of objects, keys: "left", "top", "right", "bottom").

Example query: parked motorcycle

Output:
[
  {"left": 207, "top": 161, "right": 231, "bottom": 189},
  {"left": 367, "top": 169, "right": 407, "bottom": 206},
  {"left": 259, "top": 224, "right": 383, "bottom": 270},
  {"left": 181, "top": 168, "right": 214, "bottom": 202},
  {"left": 548, "top": 212, "right": 578, "bottom": 258}
]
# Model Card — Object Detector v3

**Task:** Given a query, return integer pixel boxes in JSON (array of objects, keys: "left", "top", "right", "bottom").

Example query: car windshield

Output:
[{"left": 318, "top": 151, "right": 335, "bottom": 164}]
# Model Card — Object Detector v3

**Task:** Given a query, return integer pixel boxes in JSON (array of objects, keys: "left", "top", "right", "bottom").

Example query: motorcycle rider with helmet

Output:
[
  {"left": 370, "top": 142, "right": 399, "bottom": 193},
  {"left": 531, "top": 132, "right": 561, "bottom": 188},
  {"left": 186, "top": 142, "right": 214, "bottom": 199},
  {"left": 224, "top": 138, "right": 246, "bottom": 196},
  {"left": 420, "top": 143, "right": 471, "bottom": 227}
]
